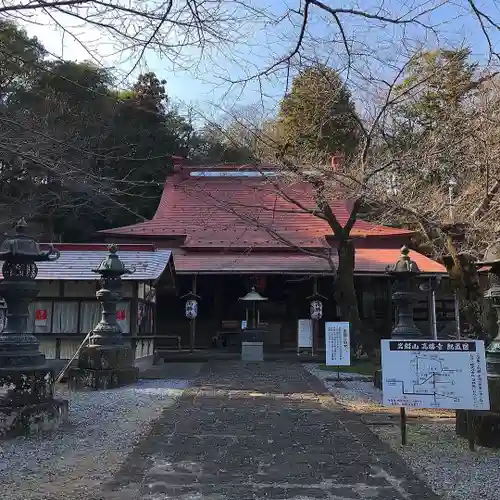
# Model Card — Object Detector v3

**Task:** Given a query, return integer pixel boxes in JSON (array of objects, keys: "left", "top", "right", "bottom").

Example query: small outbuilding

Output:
[{"left": 6, "top": 243, "right": 174, "bottom": 360}]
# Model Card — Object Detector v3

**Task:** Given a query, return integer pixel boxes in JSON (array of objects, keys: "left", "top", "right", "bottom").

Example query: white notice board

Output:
[
  {"left": 381, "top": 339, "right": 490, "bottom": 410},
  {"left": 297, "top": 319, "right": 313, "bottom": 348},
  {"left": 325, "top": 322, "right": 351, "bottom": 366}
]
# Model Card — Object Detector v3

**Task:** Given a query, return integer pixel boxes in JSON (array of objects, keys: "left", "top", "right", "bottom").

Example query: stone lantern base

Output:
[
  {"left": 456, "top": 377, "right": 500, "bottom": 448},
  {"left": 68, "top": 344, "right": 138, "bottom": 390},
  {"left": 0, "top": 366, "right": 68, "bottom": 438}
]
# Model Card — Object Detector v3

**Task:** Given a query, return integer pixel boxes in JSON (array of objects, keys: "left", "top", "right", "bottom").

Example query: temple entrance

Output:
[{"left": 157, "top": 273, "right": 339, "bottom": 352}]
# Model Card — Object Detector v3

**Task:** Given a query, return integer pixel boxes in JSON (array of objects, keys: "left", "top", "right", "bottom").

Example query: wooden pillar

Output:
[
  {"left": 189, "top": 275, "right": 197, "bottom": 352},
  {"left": 130, "top": 282, "right": 139, "bottom": 336},
  {"left": 313, "top": 277, "right": 318, "bottom": 353},
  {"left": 387, "top": 277, "right": 393, "bottom": 336}
]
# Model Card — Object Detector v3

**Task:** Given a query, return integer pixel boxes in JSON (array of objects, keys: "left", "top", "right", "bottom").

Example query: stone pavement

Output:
[{"left": 102, "top": 361, "right": 441, "bottom": 500}]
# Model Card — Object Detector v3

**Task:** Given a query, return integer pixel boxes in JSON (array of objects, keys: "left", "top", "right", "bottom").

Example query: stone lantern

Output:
[
  {"left": 69, "top": 244, "right": 138, "bottom": 390},
  {"left": 239, "top": 287, "right": 267, "bottom": 361},
  {"left": 476, "top": 240, "right": 500, "bottom": 378},
  {"left": 0, "top": 218, "right": 68, "bottom": 438},
  {"left": 386, "top": 245, "right": 423, "bottom": 339}
]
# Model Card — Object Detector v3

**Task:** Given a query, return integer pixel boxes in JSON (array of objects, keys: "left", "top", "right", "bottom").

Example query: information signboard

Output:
[
  {"left": 325, "top": 322, "right": 351, "bottom": 366},
  {"left": 381, "top": 339, "right": 490, "bottom": 410},
  {"left": 297, "top": 319, "right": 313, "bottom": 348}
]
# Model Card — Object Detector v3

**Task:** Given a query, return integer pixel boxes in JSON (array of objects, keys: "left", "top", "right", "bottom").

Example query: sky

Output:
[{"left": 13, "top": 0, "right": 500, "bottom": 121}]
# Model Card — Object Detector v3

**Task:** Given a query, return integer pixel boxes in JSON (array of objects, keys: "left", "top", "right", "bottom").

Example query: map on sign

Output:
[
  {"left": 381, "top": 340, "right": 490, "bottom": 410},
  {"left": 325, "top": 322, "right": 350, "bottom": 366}
]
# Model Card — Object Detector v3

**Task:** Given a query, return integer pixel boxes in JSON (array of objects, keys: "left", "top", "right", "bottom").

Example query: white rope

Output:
[{"left": 54, "top": 330, "right": 92, "bottom": 384}]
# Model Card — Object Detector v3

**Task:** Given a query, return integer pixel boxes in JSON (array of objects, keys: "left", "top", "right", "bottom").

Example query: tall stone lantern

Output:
[
  {"left": 0, "top": 218, "right": 68, "bottom": 438},
  {"left": 374, "top": 246, "right": 423, "bottom": 389},
  {"left": 476, "top": 240, "right": 500, "bottom": 378},
  {"left": 386, "top": 246, "right": 423, "bottom": 339},
  {"left": 69, "top": 244, "right": 139, "bottom": 390}
]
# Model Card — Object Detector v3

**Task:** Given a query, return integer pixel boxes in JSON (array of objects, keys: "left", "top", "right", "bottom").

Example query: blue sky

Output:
[{"left": 18, "top": 0, "right": 500, "bottom": 120}]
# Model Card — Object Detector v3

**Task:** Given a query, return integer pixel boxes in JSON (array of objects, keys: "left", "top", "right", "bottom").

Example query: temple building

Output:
[{"left": 94, "top": 162, "right": 453, "bottom": 353}]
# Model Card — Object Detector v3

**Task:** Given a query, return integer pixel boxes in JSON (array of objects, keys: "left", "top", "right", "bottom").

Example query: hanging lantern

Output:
[
  {"left": 310, "top": 299, "right": 323, "bottom": 320},
  {"left": 181, "top": 290, "right": 201, "bottom": 320},
  {"left": 307, "top": 287, "right": 327, "bottom": 321},
  {"left": 185, "top": 299, "right": 198, "bottom": 319}
]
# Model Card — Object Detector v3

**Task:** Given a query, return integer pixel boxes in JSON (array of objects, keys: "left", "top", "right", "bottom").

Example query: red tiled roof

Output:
[
  {"left": 101, "top": 166, "right": 414, "bottom": 246},
  {"left": 173, "top": 248, "right": 446, "bottom": 274}
]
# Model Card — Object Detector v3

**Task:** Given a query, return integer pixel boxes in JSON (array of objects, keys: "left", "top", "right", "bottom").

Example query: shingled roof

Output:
[
  {"left": 101, "top": 164, "right": 445, "bottom": 274},
  {"left": 101, "top": 164, "right": 414, "bottom": 248}
]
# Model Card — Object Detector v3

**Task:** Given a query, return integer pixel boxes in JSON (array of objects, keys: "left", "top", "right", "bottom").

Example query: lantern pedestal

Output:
[
  {"left": 68, "top": 344, "right": 138, "bottom": 390},
  {"left": 0, "top": 366, "right": 68, "bottom": 438},
  {"left": 241, "top": 329, "right": 264, "bottom": 362},
  {"left": 239, "top": 288, "right": 267, "bottom": 362},
  {"left": 454, "top": 248, "right": 500, "bottom": 448}
]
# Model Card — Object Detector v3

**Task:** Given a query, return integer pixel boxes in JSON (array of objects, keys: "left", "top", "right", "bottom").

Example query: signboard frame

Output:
[
  {"left": 381, "top": 339, "right": 490, "bottom": 411},
  {"left": 325, "top": 321, "right": 351, "bottom": 367},
  {"left": 297, "top": 318, "right": 314, "bottom": 355},
  {"left": 380, "top": 339, "right": 490, "bottom": 447}
]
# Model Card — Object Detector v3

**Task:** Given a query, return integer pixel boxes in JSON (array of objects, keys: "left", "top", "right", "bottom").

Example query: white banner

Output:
[
  {"left": 297, "top": 319, "right": 313, "bottom": 348},
  {"left": 381, "top": 339, "right": 490, "bottom": 410},
  {"left": 325, "top": 322, "right": 351, "bottom": 366}
]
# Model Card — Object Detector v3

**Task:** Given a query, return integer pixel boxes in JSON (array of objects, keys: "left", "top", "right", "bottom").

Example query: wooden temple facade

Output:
[{"left": 98, "top": 162, "right": 453, "bottom": 353}]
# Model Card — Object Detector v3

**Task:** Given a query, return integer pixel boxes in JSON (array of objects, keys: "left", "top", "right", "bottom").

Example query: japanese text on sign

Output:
[
  {"left": 325, "top": 322, "right": 350, "bottom": 366},
  {"left": 381, "top": 340, "right": 489, "bottom": 410},
  {"left": 389, "top": 340, "right": 477, "bottom": 352}
]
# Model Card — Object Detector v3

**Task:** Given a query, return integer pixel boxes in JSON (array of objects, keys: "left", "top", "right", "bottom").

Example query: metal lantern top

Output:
[
  {"left": 92, "top": 244, "right": 135, "bottom": 278},
  {"left": 239, "top": 287, "right": 268, "bottom": 302},
  {"left": 476, "top": 233, "right": 500, "bottom": 300},
  {"left": 181, "top": 290, "right": 201, "bottom": 302},
  {"left": 0, "top": 218, "right": 60, "bottom": 263},
  {"left": 386, "top": 245, "right": 420, "bottom": 274},
  {"left": 476, "top": 238, "right": 500, "bottom": 268}
]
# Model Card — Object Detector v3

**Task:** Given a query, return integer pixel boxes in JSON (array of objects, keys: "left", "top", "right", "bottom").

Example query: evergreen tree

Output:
[{"left": 278, "top": 65, "right": 360, "bottom": 161}]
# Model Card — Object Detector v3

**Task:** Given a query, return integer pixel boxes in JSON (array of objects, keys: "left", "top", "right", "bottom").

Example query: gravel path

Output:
[
  {"left": 305, "top": 363, "right": 500, "bottom": 500},
  {"left": 0, "top": 379, "right": 192, "bottom": 500}
]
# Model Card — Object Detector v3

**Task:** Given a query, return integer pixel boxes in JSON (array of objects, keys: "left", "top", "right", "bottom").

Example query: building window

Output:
[
  {"left": 28, "top": 301, "right": 53, "bottom": 334},
  {"left": 79, "top": 301, "right": 100, "bottom": 334},
  {"left": 53, "top": 301, "right": 79, "bottom": 333}
]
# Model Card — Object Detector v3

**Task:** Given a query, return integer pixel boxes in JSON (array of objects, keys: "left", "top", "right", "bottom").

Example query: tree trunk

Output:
[
  {"left": 335, "top": 237, "right": 364, "bottom": 354},
  {"left": 443, "top": 235, "right": 486, "bottom": 339}
]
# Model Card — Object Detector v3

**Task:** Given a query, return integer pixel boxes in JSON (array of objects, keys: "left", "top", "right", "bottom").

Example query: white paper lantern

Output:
[
  {"left": 310, "top": 299, "right": 323, "bottom": 320},
  {"left": 185, "top": 299, "right": 198, "bottom": 319}
]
